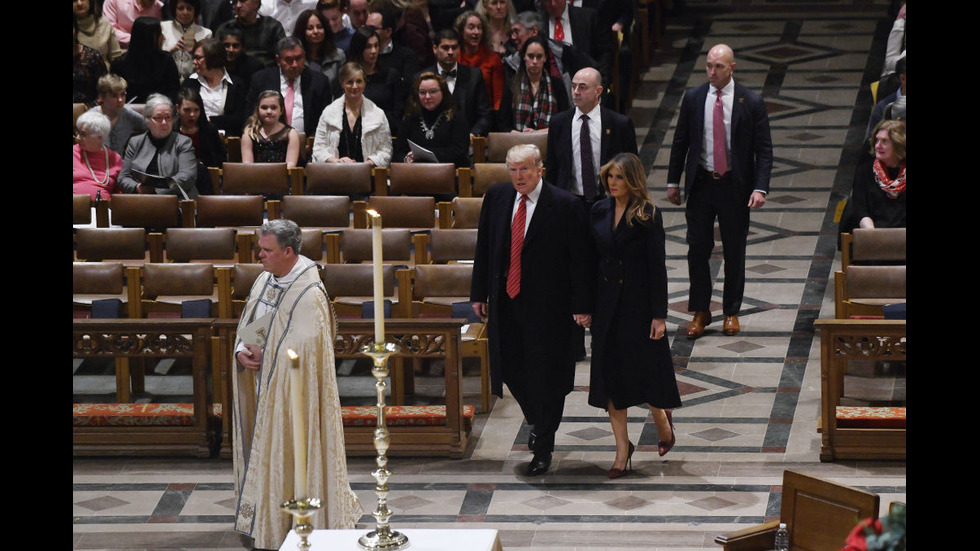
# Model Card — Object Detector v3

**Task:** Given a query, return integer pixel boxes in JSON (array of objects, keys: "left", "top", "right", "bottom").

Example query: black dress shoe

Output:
[{"left": 525, "top": 452, "right": 552, "bottom": 476}]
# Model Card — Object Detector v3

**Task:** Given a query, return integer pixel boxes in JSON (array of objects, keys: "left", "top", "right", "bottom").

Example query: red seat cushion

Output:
[{"left": 836, "top": 406, "right": 906, "bottom": 429}]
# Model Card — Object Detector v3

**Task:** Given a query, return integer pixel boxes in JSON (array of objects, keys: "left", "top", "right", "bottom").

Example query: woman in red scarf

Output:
[{"left": 850, "top": 120, "right": 906, "bottom": 229}]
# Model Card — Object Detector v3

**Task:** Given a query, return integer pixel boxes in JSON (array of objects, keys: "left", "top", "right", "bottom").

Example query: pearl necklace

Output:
[{"left": 82, "top": 147, "right": 110, "bottom": 186}]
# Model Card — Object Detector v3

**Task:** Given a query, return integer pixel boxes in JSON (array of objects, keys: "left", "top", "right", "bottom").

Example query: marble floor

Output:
[{"left": 73, "top": 3, "right": 906, "bottom": 549}]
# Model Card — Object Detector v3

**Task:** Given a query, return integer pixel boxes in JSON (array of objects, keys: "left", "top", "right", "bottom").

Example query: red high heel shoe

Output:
[
  {"left": 608, "top": 442, "right": 635, "bottom": 479},
  {"left": 658, "top": 410, "right": 676, "bottom": 457}
]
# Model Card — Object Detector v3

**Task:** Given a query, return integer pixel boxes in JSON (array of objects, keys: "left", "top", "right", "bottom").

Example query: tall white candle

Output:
[
  {"left": 367, "top": 210, "right": 384, "bottom": 344},
  {"left": 287, "top": 349, "right": 307, "bottom": 499}
]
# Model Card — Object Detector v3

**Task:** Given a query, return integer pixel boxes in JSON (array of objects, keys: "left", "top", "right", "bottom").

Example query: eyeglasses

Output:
[
  {"left": 150, "top": 115, "right": 174, "bottom": 123},
  {"left": 418, "top": 89, "right": 442, "bottom": 97}
]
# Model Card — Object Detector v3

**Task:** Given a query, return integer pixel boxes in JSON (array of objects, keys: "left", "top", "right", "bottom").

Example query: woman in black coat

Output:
[
  {"left": 394, "top": 72, "right": 470, "bottom": 167},
  {"left": 588, "top": 153, "right": 681, "bottom": 478}
]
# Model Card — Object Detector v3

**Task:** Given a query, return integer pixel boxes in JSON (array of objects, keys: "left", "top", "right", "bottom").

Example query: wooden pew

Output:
[
  {"left": 814, "top": 319, "right": 906, "bottom": 462},
  {"left": 72, "top": 319, "right": 216, "bottom": 457}
]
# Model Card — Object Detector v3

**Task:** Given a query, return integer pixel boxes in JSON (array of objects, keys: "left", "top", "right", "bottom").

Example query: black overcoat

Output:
[
  {"left": 588, "top": 198, "right": 681, "bottom": 410},
  {"left": 470, "top": 180, "right": 594, "bottom": 397}
]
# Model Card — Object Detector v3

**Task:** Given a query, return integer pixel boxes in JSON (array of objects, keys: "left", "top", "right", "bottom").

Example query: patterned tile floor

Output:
[{"left": 73, "top": 3, "right": 906, "bottom": 549}]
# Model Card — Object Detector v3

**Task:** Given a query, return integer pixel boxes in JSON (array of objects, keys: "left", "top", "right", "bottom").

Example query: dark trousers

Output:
[
  {"left": 685, "top": 168, "right": 750, "bottom": 316},
  {"left": 498, "top": 292, "right": 566, "bottom": 454}
]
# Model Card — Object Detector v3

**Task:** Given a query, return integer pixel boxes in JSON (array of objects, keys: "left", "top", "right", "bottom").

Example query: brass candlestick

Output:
[
  {"left": 281, "top": 497, "right": 322, "bottom": 550},
  {"left": 358, "top": 341, "right": 409, "bottom": 551}
]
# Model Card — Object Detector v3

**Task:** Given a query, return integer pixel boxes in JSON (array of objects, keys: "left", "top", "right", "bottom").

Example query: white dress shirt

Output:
[
  {"left": 190, "top": 70, "right": 234, "bottom": 118},
  {"left": 549, "top": 9, "right": 573, "bottom": 45},
  {"left": 570, "top": 104, "right": 602, "bottom": 196},
  {"left": 280, "top": 71, "right": 305, "bottom": 133},
  {"left": 701, "top": 78, "right": 733, "bottom": 173},
  {"left": 260, "top": 0, "right": 316, "bottom": 35},
  {"left": 511, "top": 179, "right": 543, "bottom": 237}
]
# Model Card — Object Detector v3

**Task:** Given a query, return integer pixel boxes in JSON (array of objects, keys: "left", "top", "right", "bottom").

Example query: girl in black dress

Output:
[
  {"left": 587, "top": 153, "right": 682, "bottom": 478},
  {"left": 241, "top": 90, "right": 301, "bottom": 168}
]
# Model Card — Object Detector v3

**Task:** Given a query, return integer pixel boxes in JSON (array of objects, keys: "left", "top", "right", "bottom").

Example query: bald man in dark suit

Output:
[{"left": 667, "top": 44, "right": 773, "bottom": 338}]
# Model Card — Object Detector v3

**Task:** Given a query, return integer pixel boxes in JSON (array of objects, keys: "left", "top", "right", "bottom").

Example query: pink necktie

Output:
[
  {"left": 554, "top": 18, "right": 565, "bottom": 42},
  {"left": 713, "top": 89, "right": 728, "bottom": 175},
  {"left": 285, "top": 79, "right": 296, "bottom": 126},
  {"left": 507, "top": 195, "right": 527, "bottom": 299}
]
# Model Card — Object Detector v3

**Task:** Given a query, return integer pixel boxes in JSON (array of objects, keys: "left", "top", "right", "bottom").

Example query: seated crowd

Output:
[{"left": 75, "top": 0, "right": 638, "bottom": 199}]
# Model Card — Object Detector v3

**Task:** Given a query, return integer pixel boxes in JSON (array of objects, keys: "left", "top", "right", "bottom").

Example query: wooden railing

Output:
[{"left": 75, "top": 318, "right": 469, "bottom": 458}]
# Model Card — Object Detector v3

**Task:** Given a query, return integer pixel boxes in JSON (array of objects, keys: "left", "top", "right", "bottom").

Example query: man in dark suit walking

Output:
[
  {"left": 667, "top": 43, "right": 773, "bottom": 338},
  {"left": 471, "top": 144, "right": 594, "bottom": 476},
  {"left": 545, "top": 67, "right": 637, "bottom": 202},
  {"left": 416, "top": 29, "right": 492, "bottom": 137},
  {"left": 245, "top": 37, "right": 332, "bottom": 136}
]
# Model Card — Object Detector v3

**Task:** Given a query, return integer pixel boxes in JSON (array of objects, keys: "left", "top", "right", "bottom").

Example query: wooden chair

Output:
[
  {"left": 715, "top": 470, "right": 880, "bottom": 551},
  {"left": 388, "top": 162, "right": 457, "bottom": 197},
  {"left": 321, "top": 263, "right": 402, "bottom": 317},
  {"left": 194, "top": 195, "right": 266, "bottom": 228},
  {"left": 73, "top": 103, "right": 88, "bottom": 128},
  {"left": 75, "top": 227, "right": 148, "bottom": 266},
  {"left": 340, "top": 229, "right": 413, "bottom": 265},
  {"left": 304, "top": 162, "right": 380, "bottom": 196},
  {"left": 834, "top": 265, "right": 906, "bottom": 319},
  {"left": 73, "top": 262, "right": 132, "bottom": 318},
  {"left": 211, "top": 162, "right": 297, "bottom": 196},
  {"left": 135, "top": 263, "right": 218, "bottom": 318},
  {"left": 471, "top": 135, "right": 488, "bottom": 163},
  {"left": 163, "top": 228, "right": 240, "bottom": 266},
  {"left": 280, "top": 195, "right": 351, "bottom": 229},
  {"left": 398, "top": 265, "right": 490, "bottom": 411},
  {"left": 485, "top": 132, "right": 548, "bottom": 163},
  {"left": 357, "top": 196, "right": 437, "bottom": 229},
  {"left": 438, "top": 197, "right": 483, "bottom": 229},
  {"left": 74, "top": 194, "right": 93, "bottom": 225},
  {"left": 815, "top": 319, "right": 906, "bottom": 462},
  {"left": 109, "top": 194, "right": 186, "bottom": 229},
  {"left": 841, "top": 228, "right": 906, "bottom": 269},
  {"left": 216, "top": 263, "right": 266, "bottom": 318},
  {"left": 414, "top": 229, "right": 478, "bottom": 264},
  {"left": 460, "top": 163, "right": 509, "bottom": 197}
]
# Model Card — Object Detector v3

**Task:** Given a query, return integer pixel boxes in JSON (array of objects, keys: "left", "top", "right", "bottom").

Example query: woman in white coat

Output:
[{"left": 312, "top": 62, "right": 392, "bottom": 168}]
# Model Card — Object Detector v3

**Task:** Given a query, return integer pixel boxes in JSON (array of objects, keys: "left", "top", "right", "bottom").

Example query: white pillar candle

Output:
[
  {"left": 367, "top": 210, "right": 385, "bottom": 344},
  {"left": 287, "top": 349, "right": 306, "bottom": 499}
]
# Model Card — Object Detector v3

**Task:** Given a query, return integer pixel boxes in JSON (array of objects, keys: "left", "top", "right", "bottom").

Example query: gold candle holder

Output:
[
  {"left": 358, "top": 341, "right": 409, "bottom": 551},
  {"left": 281, "top": 497, "right": 322, "bottom": 550}
]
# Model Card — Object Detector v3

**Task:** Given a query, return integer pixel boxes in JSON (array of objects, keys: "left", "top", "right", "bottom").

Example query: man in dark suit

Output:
[
  {"left": 471, "top": 144, "right": 594, "bottom": 476},
  {"left": 667, "top": 43, "right": 773, "bottom": 338},
  {"left": 245, "top": 37, "right": 332, "bottom": 137},
  {"left": 416, "top": 29, "right": 492, "bottom": 136},
  {"left": 539, "top": 0, "right": 614, "bottom": 91},
  {"left": 545, "top": 67, "right": 636, "bottom": 201},
  {"left": 367, "top": 9, "right": 421, "bottom": 86}
]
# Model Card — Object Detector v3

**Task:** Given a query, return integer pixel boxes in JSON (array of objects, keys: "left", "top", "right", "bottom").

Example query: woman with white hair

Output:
[
  {"left": 118, "top": 94, "right": 199, "bottom": 198},
  {"left": 74, "top": 111, "right": 123, "bottom": 200}
]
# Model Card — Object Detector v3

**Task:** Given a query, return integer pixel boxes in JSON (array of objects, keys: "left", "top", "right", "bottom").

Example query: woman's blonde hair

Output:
[{"left": 600, "top": 153, "right": 655, "bottom": 226}]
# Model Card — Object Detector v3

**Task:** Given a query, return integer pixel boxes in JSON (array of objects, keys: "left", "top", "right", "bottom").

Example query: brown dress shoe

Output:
[
  {"left": 723, "top": 315, "right": 740, "bottom": 335},
  {"left": 686, "top": 311, "right": 711, "bottom": 338}
]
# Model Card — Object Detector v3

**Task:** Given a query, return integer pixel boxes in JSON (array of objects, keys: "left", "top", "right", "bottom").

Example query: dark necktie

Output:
[
  {"left": 507, "top": 194, "right": 527, "bottom": 299},
  {"left": 580, "top": 114, "right": 596, "bottom": 199},
  {"left": 442, "top": 69, "right": 457, "bottom": 78}
]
